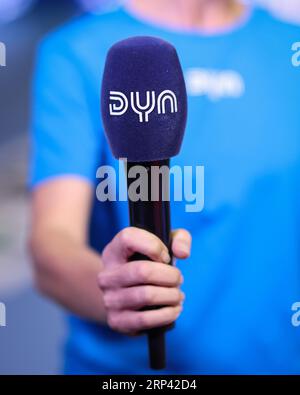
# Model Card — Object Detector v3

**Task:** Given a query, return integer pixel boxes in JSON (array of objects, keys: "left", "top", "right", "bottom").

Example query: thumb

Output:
[{"left": 171, "top": 229, "right": 192, "bottom": 260}]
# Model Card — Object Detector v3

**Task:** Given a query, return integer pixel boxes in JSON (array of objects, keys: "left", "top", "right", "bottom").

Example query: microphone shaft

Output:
[{"left": 126, "top": 159, "right": 173, "bottom": 370}]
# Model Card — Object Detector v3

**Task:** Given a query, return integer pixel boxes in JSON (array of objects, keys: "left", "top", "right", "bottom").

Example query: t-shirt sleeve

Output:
[{"left": 29, "top": 36, "right": 102, "bottom": 187}]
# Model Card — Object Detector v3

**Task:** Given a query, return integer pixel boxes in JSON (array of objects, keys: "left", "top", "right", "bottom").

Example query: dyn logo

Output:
[
  {"left": 109, "top": 90, "right": 178, "bottom": 123},
  {"left": 0, "top": 42, "right": 6, "bottom": 67},
  {"left": 0, "top": 302, "right": 6, "bottom": 327}
]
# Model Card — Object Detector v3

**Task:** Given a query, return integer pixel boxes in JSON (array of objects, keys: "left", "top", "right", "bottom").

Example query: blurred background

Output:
[{"left": 0, "top": 0, "right": 299, "bottom": 375}]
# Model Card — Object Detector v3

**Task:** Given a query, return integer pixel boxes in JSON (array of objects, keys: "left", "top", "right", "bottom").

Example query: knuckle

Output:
[
  {"left": 107, "top": 313, "right": 119, "bottom": 331},
  {"left": 119, "top": 227, "right": 134, "bottom": 247},
  {"left": 103, "top": 292, "right": 113, "bottom": 310},
  {"left": 98, "top": 273, "right": 106, "bottom": 289},
  {"left": 101, "top": 244, "right": 111, "bottom": 263}
]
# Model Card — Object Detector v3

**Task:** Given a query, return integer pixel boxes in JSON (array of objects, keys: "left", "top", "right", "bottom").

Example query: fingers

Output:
[
  {"left": 103, "top": 285, "right": 185, "bottom": 310},
  {"left": 107, "top": 305, "right": 183, "bottom": 334},
  {"left": 102, "top": 227, "right": 170, "bottom": 267},
  {"left": 171, "top": 228, "right": 192, "bottom": 259},
  {"left": 98, "top": 260, "right": 183, "bottom": 289},
  {"left": 99, "top": 227, "right": 191, "bottom": 336}
]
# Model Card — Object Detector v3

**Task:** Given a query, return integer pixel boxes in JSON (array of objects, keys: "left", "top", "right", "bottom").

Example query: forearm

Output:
[{"left": 30, "top": 229, "right": 106, "bottom": 323}]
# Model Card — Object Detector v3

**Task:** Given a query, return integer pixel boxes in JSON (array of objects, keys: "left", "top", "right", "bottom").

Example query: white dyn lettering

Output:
[
  {"left": 109, "top": 91, "right": 129, "bottom": 116},
  {"left": 109, "top": 89, "right": 178, "bottom": 122},
  {"left": 157, "top": 90, "right": 178, "bottom": 114},
  {"left": 131, "top": 91, "right": 156, "bottom": 123}
]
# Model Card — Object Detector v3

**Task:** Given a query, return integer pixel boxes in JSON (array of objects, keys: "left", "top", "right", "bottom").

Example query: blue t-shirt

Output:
[{"left": 31, "top": 5, "right": 300, "bottom": 374}]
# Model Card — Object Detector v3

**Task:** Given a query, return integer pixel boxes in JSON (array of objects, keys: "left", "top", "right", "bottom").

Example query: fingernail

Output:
[
  {"left": 178, "top": 241, "right": 190, "bottom": 256},
  {"left": 162, "top": 250, "right": 171, "bottom": 264},
  {"left": 180, "top": 292, "right": 185, "bottom": 301},
  {"left": 180, "top": 275, "right": 184, "bottom": 284}
]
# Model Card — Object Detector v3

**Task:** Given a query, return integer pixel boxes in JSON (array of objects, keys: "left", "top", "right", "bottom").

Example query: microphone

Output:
[{"left": 101, "top": 36, "right": 187, "bottom": 370}]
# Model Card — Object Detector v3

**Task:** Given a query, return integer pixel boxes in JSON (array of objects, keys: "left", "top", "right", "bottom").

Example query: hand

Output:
[{"left": 98, "top": 227, "right": 191, "bottom": 335}]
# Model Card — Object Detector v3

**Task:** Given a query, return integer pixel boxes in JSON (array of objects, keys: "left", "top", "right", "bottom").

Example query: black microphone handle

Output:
[{"left": 126, "top": 159, "right": 173, "bottom": 370}]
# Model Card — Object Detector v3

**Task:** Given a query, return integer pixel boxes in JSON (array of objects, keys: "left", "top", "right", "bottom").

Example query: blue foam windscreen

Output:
[{"left": 101, "top": 36, "right": 187, "bottom": 162}]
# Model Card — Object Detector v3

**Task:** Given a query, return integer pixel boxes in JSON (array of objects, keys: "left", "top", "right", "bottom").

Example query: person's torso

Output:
[{"left": 60, "top": 6, "right": 300, "bottom": 374}]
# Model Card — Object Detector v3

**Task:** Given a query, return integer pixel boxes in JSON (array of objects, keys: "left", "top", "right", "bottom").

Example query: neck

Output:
[{"left": 126, "top": 0, "right": 245, "bottom": 33}]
